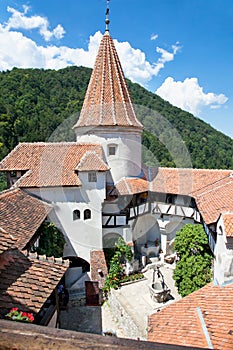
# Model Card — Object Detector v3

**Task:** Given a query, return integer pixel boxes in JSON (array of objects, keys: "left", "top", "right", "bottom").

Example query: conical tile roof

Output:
[{"left": 74, "top": 31, "right": 143, "bottom": 130}]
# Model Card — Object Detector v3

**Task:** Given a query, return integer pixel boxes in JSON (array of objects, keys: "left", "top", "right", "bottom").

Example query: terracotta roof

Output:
[
  {"left": 0, "top": 188, "right": 51, "bottom": 250},
  {"left": 0, "top": 249, "right": 68, "bottom": 318},
  {"left": 149, "top": 167, "right": 232, "bottom": 196},
  {"left": 0, "top": 228, "right": 17, "bottom": 254},
  {"left": 0, "top": 142, "right": 106, "bottom": 187},
  {"left": 222, "top": 213, "right": 233, "bottom": 237},
  {"left": 76, "top": 151, "right": 109, "bottom": 172},
  {"left": 148, "top": 281, "right": 233, "bottom": 350},
  {"left": 193, "top": 175, "right": 233, "bottom": 225},
  {"left": 114, "top": 177, "right": 149, "bottom": 195},
  {"left": 74, "top": 32, "right": 143, "bottom": 130}
]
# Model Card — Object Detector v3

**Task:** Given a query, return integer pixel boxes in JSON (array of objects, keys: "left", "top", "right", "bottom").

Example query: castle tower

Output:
[{"left": 73, "top": 12, "right": 143, "bottom": 184}]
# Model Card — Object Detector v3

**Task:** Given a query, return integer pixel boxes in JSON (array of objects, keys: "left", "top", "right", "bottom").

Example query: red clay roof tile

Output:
[
  {"left": 76, "top": 151, "right": 109, "bottom": 171},
  {"left": 0, "top": 249, "right": 68, "bottom": 318},
  {"left": 0, "top": 228, "right": 17, "bottom": 254},
  {"left": 222, "top": 213, "right": 233, "bottom": 237},
  {"left": 148, "top": 282, "right": 233, "bottom": 350},
  {"left": 0, "top": 188, "right": 51, "bottom": 250},
  {"left": 0, "top": 142, "right": 107, "bottom": 187},
  {"left": 74, "top": 32, "right": 143, "bottom": 130}
]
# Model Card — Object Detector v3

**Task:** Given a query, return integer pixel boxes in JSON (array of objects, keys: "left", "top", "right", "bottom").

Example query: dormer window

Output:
[
  {"left": 108, "top": 144, "right": 117, "bottom": 156},
  {"left": 88, "top": 172, "right": 97, "bottom": 182}
]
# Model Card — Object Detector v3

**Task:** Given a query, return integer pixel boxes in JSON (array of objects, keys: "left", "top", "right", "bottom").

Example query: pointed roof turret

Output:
[{"left": 74, "top": 14, "right": 143, "bottom": 131}]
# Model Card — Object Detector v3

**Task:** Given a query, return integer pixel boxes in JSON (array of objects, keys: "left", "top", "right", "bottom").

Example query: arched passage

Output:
[
  {"left": 64, "top": 256, "right": 90, "bottom": 288},
  {"left": 103, "top": 232, "right": 122, "bottom": 269}
]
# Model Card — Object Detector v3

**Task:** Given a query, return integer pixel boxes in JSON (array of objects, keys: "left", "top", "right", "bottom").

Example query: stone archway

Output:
[
  {"left": 64, "top": 256, "right": 90, "bottom": 289},
  {"left": 103, "top": 232, "right": 122, "bottom": 269}
]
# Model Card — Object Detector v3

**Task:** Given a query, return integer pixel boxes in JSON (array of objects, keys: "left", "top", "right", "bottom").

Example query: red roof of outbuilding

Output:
[
  {"left": 148, "top": 281, "right": 233, "bottom": 350},
  {"left": 0, "top": 249, "right": 68, "bottom": 318},
  {"left": 0, "top": 188, "right": 51, "bottom": 250}
]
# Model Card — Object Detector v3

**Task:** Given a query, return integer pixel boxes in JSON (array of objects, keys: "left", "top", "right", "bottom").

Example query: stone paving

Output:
[
  {"left": 107, "top": 262, "right": 181, "bottom": 339},
  {"left": 60, "top": 262, "right": 181, "bottom": 339}
]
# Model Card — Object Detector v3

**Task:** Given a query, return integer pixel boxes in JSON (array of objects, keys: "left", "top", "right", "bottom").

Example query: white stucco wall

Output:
[
  {"left": 76, "top": 128, "right": 142, "bottom": 183},
  {"left": 130, "top": 214, "right": 160, "bottom": 249},
  {"left": 214, "top": 216, "right": 233, "bottom": 285},
  {"left": 25, "top": 172, "right": 106, "bottom": 264}
]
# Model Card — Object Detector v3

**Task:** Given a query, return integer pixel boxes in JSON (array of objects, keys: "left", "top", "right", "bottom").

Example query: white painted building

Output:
[{"left": 1, "top": 17, "right": 233, "bottom": 288}]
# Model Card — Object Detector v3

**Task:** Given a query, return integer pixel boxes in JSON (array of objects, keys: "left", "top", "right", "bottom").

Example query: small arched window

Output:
[
  {"left": 84, "top": 209, "right": 91, "bottom": 220},
  {"left": 73, "top": 209, "right": 80, "bottom": 221}
]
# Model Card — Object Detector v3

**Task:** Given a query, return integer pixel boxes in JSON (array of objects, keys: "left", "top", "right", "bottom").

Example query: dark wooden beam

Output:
[{"left": 0, "top": 319, "right": 209, "bottom": 350}]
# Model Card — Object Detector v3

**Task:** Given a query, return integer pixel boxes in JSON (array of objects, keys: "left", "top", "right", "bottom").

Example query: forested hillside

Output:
[{"left": 0, "top": 67, "right": 232, "bottom": 170}]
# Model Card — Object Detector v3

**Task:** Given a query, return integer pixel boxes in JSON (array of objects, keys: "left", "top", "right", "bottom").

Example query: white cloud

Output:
[
  {"left": 151, "top": 34, "right": 158, "bottom": 40},
  {"left": 0, "top": 24, "right": 45, "bottom": 70},
  {"left": 0, "top": 5, "right": 181, "bottom": 85},
  {"left": 115, "top": 40, "right": 181, "bottom": 85},
  {"left": 39, "top": 31, "right": 103, "bottom": 69},
  {"left": 156, "top": 77, "right": 228, "bottom": 115},
  {"left": 5, "top": 6, "right": 65, "bottom": 41},
  {"left": 0, "top": 10, "right": 180, "bottom": 86}
]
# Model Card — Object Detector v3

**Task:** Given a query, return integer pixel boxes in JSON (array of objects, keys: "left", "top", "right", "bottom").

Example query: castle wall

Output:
[
  {"left": 25, "top": 172, "right": 106, "bottom": 264},
  {"left": 76, "top": 128, "right": 142, "bottom": 183}
]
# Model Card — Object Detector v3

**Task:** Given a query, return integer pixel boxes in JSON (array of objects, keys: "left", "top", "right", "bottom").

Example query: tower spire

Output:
[{"left": 105, "top": 0, "right": 110, "bottom": 32}]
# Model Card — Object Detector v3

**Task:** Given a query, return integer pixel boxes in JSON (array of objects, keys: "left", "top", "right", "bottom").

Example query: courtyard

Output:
[{"left": 60, "top": 261, "right": 181, "bottom": 340}]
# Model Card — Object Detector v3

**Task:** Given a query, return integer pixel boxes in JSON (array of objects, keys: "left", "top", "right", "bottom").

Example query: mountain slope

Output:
[{"left": 0, "top": 66, "right": 232, "bottom": 170}]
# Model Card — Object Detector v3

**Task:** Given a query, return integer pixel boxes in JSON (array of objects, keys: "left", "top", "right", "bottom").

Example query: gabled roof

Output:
[
  {"left": 148, "top": 281, "right": 233, "bottom": 350},
  {"left": 0, "top": 142, "right": 106, "bottom": 187},
  {"left": 114, "top": 177, "right": 149, "bottom": 195},
  {"left": 0, "top": 249, "right": 68, "bottom": 318},
  {"left": 0, "top": 188, "right": 51, "bottom": 250},
  {"left": 76, "top": 151, "right": 109, "bottom": 172},
  {"left": 74, "top": 32, "right": 143, "bottom": 130}
]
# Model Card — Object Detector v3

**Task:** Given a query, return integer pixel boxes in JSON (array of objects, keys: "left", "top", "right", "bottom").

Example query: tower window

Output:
[
  {"left": 108, "top": 144, "right": 117, "bottom": 156},
  {"left": 88, "top": 172, "right": 97, "bottom": 182},
  {"left": 73, "top": 209, "right": 80, "bottom": 221},
  {"left": 84, "top": 209, "right": 91, "bottom": 220}
]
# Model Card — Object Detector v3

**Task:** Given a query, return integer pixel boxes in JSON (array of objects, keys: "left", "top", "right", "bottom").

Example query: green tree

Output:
[
  {"left": 35, "top": 222, "right": 65, "bottom": 258},
  {"left": 103, "top": 237, "right": 133, "bottom": 291},
  {"left": 173, "top": 224, "right": 213, "bottom": 297}
]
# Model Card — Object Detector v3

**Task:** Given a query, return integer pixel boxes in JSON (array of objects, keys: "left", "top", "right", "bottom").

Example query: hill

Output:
[{"left": 0, "top": 66, "right": 232, "bottom": 171}]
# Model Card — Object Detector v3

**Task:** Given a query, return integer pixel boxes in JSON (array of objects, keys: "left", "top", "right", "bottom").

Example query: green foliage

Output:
[
  {"left": 173, "top": 224, "right": 213, "bottom": 297},
  {"left": 128, "top": 80, "right": 233, "bottom": 169},
  {"left": 35, "top": 222, "right": 65, "bottom": 258},
  {"left": 0, "top": 173, "right": 7, "bottom": 192},
  {"left": 120, "top": 272, "right": 144, "bottom": 284},
  {"left": 103, "top": 237, "right": 133, "bottom": 292},
  {"left": 0, "top": 67, "right": 232, "bottom": 172}
]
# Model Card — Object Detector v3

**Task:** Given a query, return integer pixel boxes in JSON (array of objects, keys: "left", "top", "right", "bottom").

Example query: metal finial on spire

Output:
[{"left": 105, "top": 0, "right": 110, "bottom": 32}]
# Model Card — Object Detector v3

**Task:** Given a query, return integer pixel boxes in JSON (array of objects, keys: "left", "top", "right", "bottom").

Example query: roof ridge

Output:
[
  {"left": 157, "top": 167, "right": 232, "bottom": 172},
  {"left": 0, "top": 187, "right": 20, "bottom": 198},
  {"left": 193, "top": 176, "right": 233, "bottom": 196},
  {"left": 15, "top": 142, "right": 101, "bottom": 146},
  {"left": 76, "top": 150, "right": 109, "bottom": 171}
]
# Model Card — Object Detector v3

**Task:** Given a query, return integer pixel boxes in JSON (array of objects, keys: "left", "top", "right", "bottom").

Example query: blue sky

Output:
[{"left": 0, "top": 0, "right": 232, "bottom": 138}]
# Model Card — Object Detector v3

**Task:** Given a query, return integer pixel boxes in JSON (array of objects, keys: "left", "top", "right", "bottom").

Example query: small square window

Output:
[
  {"left": 88, "top": 172, "right": 97, "bottom": 182},
  {"left": 108, "top": 146, "right": 116, "bottom": 156}
]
